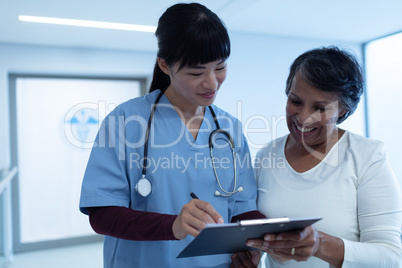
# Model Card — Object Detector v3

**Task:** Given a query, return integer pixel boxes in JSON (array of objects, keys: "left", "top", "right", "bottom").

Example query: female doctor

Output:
[{"left": 79, "top": 3, "right": 264, "bottom": 268}]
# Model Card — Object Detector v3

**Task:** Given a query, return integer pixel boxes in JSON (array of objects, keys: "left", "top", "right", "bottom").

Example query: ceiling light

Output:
[{"left": 18, "top": 15, "right": 157, "bottom": 33}]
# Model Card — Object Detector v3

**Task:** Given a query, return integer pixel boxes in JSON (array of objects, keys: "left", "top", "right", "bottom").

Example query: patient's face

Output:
[{"left": 286, "top": 75, "right": 345, "bottom": 150}]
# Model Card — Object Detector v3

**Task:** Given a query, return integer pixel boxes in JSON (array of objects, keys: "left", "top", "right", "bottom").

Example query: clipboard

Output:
[{"left": 177, "top": 216, "right": 321, "bottom": 258}]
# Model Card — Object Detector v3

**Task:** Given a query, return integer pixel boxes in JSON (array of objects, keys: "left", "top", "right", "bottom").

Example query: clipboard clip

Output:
[{"left": 239, "top": 217, "right": 290, "bottom": 226}]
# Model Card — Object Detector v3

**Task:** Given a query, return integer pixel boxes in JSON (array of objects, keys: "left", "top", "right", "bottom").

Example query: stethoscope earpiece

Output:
[{"left": 214, "top": 187, "right": 243, "bottom": 197}]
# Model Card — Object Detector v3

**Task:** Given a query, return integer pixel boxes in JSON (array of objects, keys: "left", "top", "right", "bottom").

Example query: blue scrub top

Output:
[{"left": 79, "top": 90, "right": 258, "bottom": 268}]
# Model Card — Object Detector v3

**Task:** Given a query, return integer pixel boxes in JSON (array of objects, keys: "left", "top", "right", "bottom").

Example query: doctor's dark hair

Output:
[
  {"left": 149, "top": 3, "right": 231, "bottom": 92},
  {"left": 285, "top": 46, "right": 364, "bottom": 124}
]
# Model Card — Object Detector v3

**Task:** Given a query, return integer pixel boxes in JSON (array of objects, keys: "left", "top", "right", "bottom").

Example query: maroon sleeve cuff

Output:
[
  {"left": 231, "top": 210, "right": 267, "bottom": 223},
  {"left": 88, "top": 206, "right": 178, "bottom": 241}
]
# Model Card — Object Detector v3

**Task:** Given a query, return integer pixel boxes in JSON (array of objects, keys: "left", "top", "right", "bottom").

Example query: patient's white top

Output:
[{"left": 255, "top": 131, "right": 402, "bottom": 267}]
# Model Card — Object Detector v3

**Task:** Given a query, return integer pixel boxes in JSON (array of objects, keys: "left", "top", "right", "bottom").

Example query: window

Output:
[
  {"left": 10, "top": 76, "right": 144, "bottom": 252},
  {"left": 365, "top": 32, "right": 402, "bottom": 189}
]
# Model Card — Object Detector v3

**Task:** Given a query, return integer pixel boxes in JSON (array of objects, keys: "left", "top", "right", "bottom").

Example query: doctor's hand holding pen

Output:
[
  {"left": 172, "top": 193, "right": 224, "bottom": 239},
  {"left": 184, "top": 193, "right": 262, "bottom": 267}
]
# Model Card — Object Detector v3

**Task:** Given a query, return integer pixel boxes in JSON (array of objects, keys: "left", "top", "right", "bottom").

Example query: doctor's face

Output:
[
  {"left": 286, "top": 75, "right": 345, "bottom": 149},
  {"left": 164, "top": 59, "right": 227, "bottom": 108}
]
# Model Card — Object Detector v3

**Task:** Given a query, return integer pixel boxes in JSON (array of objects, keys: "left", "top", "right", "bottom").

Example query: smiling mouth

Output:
[
  {"left": 295, "top": 123, "right": 315, "bottom": 133},
  {"left": 199, "top": 91, "right": 216, "bottom": 98}
]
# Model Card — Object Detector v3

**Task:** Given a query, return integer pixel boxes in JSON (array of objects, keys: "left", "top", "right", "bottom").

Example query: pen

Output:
[{"left": 190, "top": 192, "right": 199, "bottom": 199}]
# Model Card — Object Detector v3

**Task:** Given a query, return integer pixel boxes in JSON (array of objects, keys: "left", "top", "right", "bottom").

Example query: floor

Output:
[{"left": 0, "top": 242, "right": 103, "bottom": 268}]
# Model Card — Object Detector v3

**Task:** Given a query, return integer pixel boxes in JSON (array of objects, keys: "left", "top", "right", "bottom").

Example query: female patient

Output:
[{"left": 237, "top": 46, "right": 402, "bottom": 268}]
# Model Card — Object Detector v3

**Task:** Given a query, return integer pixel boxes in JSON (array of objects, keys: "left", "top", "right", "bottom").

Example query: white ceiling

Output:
[{"left": 1, "top": 0, "right": 402, "bottom": 52}]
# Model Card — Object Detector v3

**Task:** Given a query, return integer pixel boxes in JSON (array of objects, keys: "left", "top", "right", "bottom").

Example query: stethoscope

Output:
[{"left": 135, "top": 90, "right": 243, "bottom": 197}]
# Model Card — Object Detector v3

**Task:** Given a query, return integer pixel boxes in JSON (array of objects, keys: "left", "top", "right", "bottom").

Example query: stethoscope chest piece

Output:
[{"left": 136, "top": 177, "right": 152, "bottom": 197}]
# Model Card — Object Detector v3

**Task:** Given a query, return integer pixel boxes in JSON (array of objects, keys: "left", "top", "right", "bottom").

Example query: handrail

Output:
[
  {"left": 0, "top": 167, "right": 17, "bottom": 194},
  {"left": 0, "top": 166, "right": 18, "bottom": 264}
]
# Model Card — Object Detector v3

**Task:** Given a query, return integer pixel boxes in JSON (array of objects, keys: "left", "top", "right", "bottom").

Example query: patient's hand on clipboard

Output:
[
  {"left": 243, "top": 225, "right": 320, "bottom": 263},
  {"left": 172, "top": 198, "right": 224, "bottom": 240}
]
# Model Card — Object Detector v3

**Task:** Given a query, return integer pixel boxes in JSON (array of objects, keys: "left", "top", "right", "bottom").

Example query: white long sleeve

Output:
[
  {"left": 256, "top": 132, "right": 402, "bottom": 267},
  {"left": 342, "top": 143, "right": 402, "bottom": 267}
]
